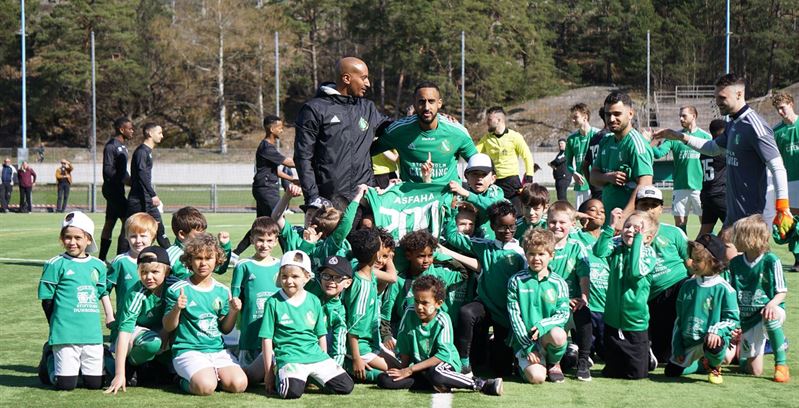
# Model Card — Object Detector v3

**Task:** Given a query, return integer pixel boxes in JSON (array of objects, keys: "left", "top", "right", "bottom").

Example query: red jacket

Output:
[{"left": 18, "top": 167, "right": 36, "bottom": 188}]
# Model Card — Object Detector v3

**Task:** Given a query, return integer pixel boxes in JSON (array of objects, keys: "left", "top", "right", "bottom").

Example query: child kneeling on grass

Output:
[
  {"left": 378, "top": 275, "right": 503, "bottom": 395},
  {"left": 665, "top": 234, "right": 739, "bottom": 384},
  {"left": 260, "top": 250, "right": 354, "bottom": 399},
  {"left": 163, "top": 233, "right": 247, "bottom": 396}
]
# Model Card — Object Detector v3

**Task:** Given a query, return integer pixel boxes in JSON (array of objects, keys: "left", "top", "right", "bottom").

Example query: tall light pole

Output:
[
  {"left": 20, "top": 0, "right": 27, "bottom": 161},
  {"left": 460, "top": 31, "right": 465, "bottom": 124},
  {"left": 646, "top": 30, "right": 650, "bottom": 127},
  {"left": 725, "top": 0, "right": 730, "bottom": 73},
  {"left": 91, "top": 31, "right": 97, "bottom": 212},
  {"left": 275, "top": 31, "right": 280, "bottom": 116}
]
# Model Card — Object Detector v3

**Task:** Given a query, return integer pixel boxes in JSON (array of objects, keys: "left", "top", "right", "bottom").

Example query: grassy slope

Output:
[{"left": 1, "top": 212, "right": 797, "bottom": 407}]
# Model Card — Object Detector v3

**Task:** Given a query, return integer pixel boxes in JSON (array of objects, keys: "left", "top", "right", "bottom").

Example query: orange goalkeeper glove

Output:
[{"left": 773, "top": 198, "right": 795, "bottom": 240}]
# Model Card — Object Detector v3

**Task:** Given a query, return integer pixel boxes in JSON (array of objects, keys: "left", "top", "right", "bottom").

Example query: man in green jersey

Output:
[
  {"left": 590, "top": 91, "right": 654, "bottom": 225},
  {"left": 771, "top": 92, "right": 799, "bottom": 271},
  {"left": 372, "top": 81, "right": 478, "bottom": 184},
  {"left": 651, "top": 106, "right": 710, "bottom": 233},
  {"left": 565, "top": 103, "right": 600, "bottom": 209}
]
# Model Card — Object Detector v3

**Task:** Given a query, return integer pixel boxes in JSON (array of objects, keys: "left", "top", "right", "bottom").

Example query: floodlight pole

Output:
[
  {"left": 646, "top": 31, "right": 650, "bottom": 126},
  {"left": 460, "top": 31, "right": 465, "bottom": 124},
  {"left": 275, "top": 31, "right": 280, "bottom": 116},
  {"left": 91, "top": 31, "right": 97, "bottom": 212},
  {"left": 725, "top": 0, "right": 730, "bottom": 73},
  {"left": 20, "top": 0, "right": 27, "bottom": 153}
]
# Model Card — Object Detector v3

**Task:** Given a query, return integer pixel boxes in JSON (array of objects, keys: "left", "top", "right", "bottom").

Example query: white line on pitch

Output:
[{"left": 431, "top": 392, "right": 453, "bottom": 408}]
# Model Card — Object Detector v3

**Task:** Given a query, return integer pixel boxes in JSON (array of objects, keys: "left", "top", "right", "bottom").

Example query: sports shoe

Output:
[
  {"left": 546, "top": 363, "right": 565, "bottom": 383},
  {"left": 561, "top": 344, "right": 578, "bottom": 371},
  {"left": 576, "top": 358, "right": 592, "bottom": 381},
  {"left": 708, "top": 366, "right": 723, "bottom": 384},
  {"left": 479, "top": 378, "right": 503, "bottom": 396},
  {"left": 774, "top": 365, "right": 790, "bottom": 383},
  {"left": 461, "top": 365, "right": 474, "bottom": 378},
  {"left": 648, "top": 347, "right": 658, "bottom": 371}
]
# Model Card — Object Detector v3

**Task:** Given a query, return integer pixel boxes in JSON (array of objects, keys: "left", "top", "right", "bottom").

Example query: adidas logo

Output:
[
  {"left": 281, "top": 313, "right": 289, "bottom": 320},
  {"left": 125, "top": 274, "right": 133, "bottom": 280},
  {"left": 249, "top": 274, "right": 256, "bottom": 280},
  {"left": 330, "top": 115, "right": 341, "bottom": 124},
  {"left": 188, "top": 300, "right": 197, "bottom": 307},
  {"left": 66, "top": 270, "right": 75, "bottom": 276},
  {"left": 408, "top": 143, "right": 416, "bottom": 150}
]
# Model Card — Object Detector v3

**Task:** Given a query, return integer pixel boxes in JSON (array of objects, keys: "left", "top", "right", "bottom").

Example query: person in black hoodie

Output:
[
  {"left": 294, "top": 57, "right": 390, "bottom": 212},
  {"left": 127, "top": 123, "right": 170, "bottom": 248},
  {"left": 549, "top": 139, "right": 570, "bottom": 201}
]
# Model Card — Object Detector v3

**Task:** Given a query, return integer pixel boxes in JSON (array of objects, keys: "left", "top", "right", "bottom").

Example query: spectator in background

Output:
[
  {"left": 99, "top": 117, "right": 133, "bottom": 261},
  {"left": 1, "top": 158, "right": 17, "bottom": 213},
  {"left": 127, "top": 123, "right": 170, "bottom": 248},
  {"left": 549, "top": 139, "right": 569, "bottom": 201},
  {"left": 55, "top": 159, "right": 73, "bottom": 213},
  {"left": 17, "top": 161, "right": 37, "bottom": 213}
]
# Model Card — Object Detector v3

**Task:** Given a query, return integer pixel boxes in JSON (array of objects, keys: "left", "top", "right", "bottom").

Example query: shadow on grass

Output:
[
  {"left": 648, "top": 373, "right": 703, "bottom": 384},
  {"left": 0, "top": 260, "right": 45, "bottom": 267},
  {"left": 0, "top": 365, "right": 49, "bottom": 390}
]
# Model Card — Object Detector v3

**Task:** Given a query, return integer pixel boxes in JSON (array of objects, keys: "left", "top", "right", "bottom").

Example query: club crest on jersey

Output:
[
  {"left": 305, "top": 311, "right": 317, "bottom": 327},
  {"left": 92, "top": 269, "right": 99, "bottom": 283},
  {"left": 328, "top": 256, "right": 339, "bottom": 265},
  {"left": 358, "top": 117, "right": 369, "bottom": 132},
  {"left": 213, "top": 297, "right": 223, "bottom": 312},
  {"left": 440, "top": 140, "right": 452, "bottom": 153},
  {"left": 544, "top": 288, "right": 557, "bottom": 304}
]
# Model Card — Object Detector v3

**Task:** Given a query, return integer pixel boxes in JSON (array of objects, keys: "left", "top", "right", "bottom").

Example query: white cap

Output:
[
  {"left": 280, "top": 250, "right": 313, "bottom": 276},
  {"left": 62, "top": 211, "right": 98, "bottom": 253},
  {"left": 636, "top": 185, "right": 663, "bottom": 203},
  {"left": 465, "top": 153, "right": 493, "bottom": 174}
]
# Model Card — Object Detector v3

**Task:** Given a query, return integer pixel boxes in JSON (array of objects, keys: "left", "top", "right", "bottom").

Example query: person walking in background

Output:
[
  {"left": 55, "top": 159, "right": 73, "bottom": 213},
  {"left": 17, "top": 161, "right": 37, "bottom": 213},
  {"left": 127, "top": 123, "right": 170, "bottom": 248},
  {"left": 1, "top": 158, "right": 17, "bottom": 213},
  {"left": 549, "top": 139, "right": 569, "bottom": 201},
  {"left": 99, "top": 117, "right": 133, "bottom": 261}
]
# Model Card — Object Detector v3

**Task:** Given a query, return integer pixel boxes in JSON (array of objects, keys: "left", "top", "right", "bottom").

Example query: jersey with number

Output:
[
  {"left": 373, "top": 114, "right": 478, "bottom": 183},
  {"left": 652, "top": 128, "right": 710, "bottom": 190},
  {"left": 259, "top": 290, "right": 330, "bottom": 367},
  {"left": 700, "top": 150, "right": 727, "bottom": 198},
  {"left": 672, "top": 275, "right": 739, "bottom": 357},
  {"left": 164, "top": 278, "right": 230, "bottom": 356},
  {"left": 728, "top": 252, "right": 787, "bottom": 331},
  {"left": 565, "top": 128, "right": 599, "bottom": 192},
  {"left": 117, "top": 282, "right": 165, "bottom": 333},
  {"left": 774, "top": 120, "right": 799, "bottom": 181},
  {"left": 365, "top": 182, "right": 452, "bottom": 242},
  {"left": 595, "top": 129, "right": 654, "bottom": 212},
  {"left": 396, "top": 308, "right": 461, "bottom": 370},
  {"left": 167, "top": 240, "right": 233, "bottom": 279},
  {"left": 37, "top": 254, "right": 108, "bottom": 345},
  {"left": 465, "top": 184, "right": 506, "bottom": 239},
  {"left": 649, "top": 223, "right": 689, "bottom": 299},
  {"left": 231, "top": 258, "right": 280, "bottom": 351},
  {"left": 549, "top": 237, "right": 591, "bottom": 299},
  {"left": 106, "top": 253, "right": 138, "bottom": 321},
  {"left": 507, "top": 269, "right": 571, "bottom": 354},
  {"left": 343, "top": 270, "right": 381, "bottom": 355},
  {"left": 574, "top": 230, "right": 610, "bottom": 313}
]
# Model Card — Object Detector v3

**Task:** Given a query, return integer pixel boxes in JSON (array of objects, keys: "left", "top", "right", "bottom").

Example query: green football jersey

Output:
[
  {"left": 106, "top": 252, "right": 139, "bottom": 318},
  {"left": 649, "top": 223, "right": 689, "bottom": 299},
  {"left": 442, "top": 215, "right": 527, "bottom": 328},
  {"left": 507, "top": 269, "right": 571, "bottom": 354},
  {"left": 549, "top": 237, "right": 591, "bottom": 299},
  {"left": 594, "top": 129, "right": 654, "bottom": 213},
  {"left": 574, "top": 230, "right": 611, "bottom": 313},
  {"left": 373, "top": 114, "right": 478, "bottom": 183},
  {"left": 565, "top": 128, "right": 599, "bottom": 192},
  {"left": 387, "top": 265, "right": 468, "bottom": 327},
  {"left": 38, "top": 254, "right": 108, "bottom": 345},
  {"left": 167, "top": 239, "right": 233, "bottom": 280},
  {"left": 164, "top": 278, "right": 231, "bottom": 356},
  {"left": 396, "top": 308, "right": 461, "bottom": 370},
  {"left": 514, "top": 216, "right": 547, "bottom": 241},
  {"left": 365, "top": 182, "right": 452, "bottom": 242},
  {"left": 774, "top": 121, "right": 799, "bottom": 181},
  {"left": 307, "top": 199, "right": 359, "bottom": 270},
  {"left": 322, "top": 295, "right": 348, "bottom": 366},
  {"left": 593, "top": 226, "right": 656, "bottom": 331},
  {"left": 652, "top": 128, "right": 710, "bottom": 190},
  {"left": 465, "top": 184, "right": 506, "bottom": 240},
  {"left": 259, "top": 290, "right": 330, "bottom": 367},
  {"left": 343, "top": 270, "right": 381, "bottom": 356},
  {"left": 278, "top": 221, "right": 316, "bottom": 254},
  {"left": 728, "top": 252, "right": 787, "bottom": 331},
  {"left": 672, "top": 276, "right": 739, "bottom": 358},
  {"left": 231, "top": 257, "right": 280, "bottom": 351},
  {"left": 117, "top": 282, "right": 166, "bottom": 334}
]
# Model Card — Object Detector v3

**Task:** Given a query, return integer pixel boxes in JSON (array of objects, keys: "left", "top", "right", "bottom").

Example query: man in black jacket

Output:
[
  {"left": 294, "top": 57, "right": 390, "bottom": 211},
  {"left": 127, "top": 123, "right": 170, "bottom": 248},
  {"left": 98, "top": 117, "right": 133, "bottom": 261},
  {"left": 549, "top": 138, "right": 570, "bottom": 201}
]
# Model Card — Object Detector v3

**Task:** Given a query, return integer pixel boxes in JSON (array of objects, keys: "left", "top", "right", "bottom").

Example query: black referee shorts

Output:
[
  {"left": 102, "top": 188, "right": 127, "bottom": 221},
  {"left": 701, "top": 194, "right": 726, "bottom": 226}
]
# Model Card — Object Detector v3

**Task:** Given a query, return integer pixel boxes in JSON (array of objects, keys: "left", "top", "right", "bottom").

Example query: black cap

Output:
[
  {"left": 694, "top": 233, "right": 727, "bottom": 261},
  {"left": 137, "top": 246, "right": 171, "bottom": 266},
  {"left": 321, "top": 255, "right": 352, "bottom": 278}
]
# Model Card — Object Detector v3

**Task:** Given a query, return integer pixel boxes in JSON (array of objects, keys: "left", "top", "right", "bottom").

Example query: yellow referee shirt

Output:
[
  {"left": 372, "top": 150, "right": 398, "bottom": 175},
  {"left": 475, "top": 129, "right": 534, "bottom": 179}
]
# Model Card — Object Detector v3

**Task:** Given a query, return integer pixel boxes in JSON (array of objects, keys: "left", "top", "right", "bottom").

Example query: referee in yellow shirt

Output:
[{"left": 476, "top": 106, "right": 535, "bottom": 207}]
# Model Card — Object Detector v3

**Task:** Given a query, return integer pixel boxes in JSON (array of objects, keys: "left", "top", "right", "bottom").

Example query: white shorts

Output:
[
  {"left": 53, "top": 344, "right": 104, "bottom": 377},
  {"left": 672, "top": 190, "right": 702, "bottom": 216},
  {"left": 346, "top": 351, "right": 379, "bottom": 364},
  {"left": 788, "top": 180, "right": 799, "bottom": 207},
  {"left": 277, "top": 358, "right": 345, "bottom": 385},
  {"left": 668, "top": 343, "right": 705, "bottom": 368},
  {"left": 173, "top": 350, "right": 238, "bottom": 381},
  {"left": 575, "top": 190, "right": 591, "bottom": 209},
  {"left": 741, "top": 307, "right": 786, "bottom": 360}
]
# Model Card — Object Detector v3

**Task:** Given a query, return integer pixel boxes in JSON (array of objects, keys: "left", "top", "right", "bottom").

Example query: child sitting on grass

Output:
[
  {"left": 166, "top": 206, "right": 231, "bottom": 278},
  {"left": 665, "top": 233, "right": 739, "bottom": 384}
]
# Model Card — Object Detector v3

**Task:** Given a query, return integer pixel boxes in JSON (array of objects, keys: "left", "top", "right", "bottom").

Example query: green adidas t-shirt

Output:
[
  {"left": 565, "top": 128, "right": 599, "bottom": 192},
  {"left": 117, "top": 282, "right": 166, "bottom": 334},
  {"left": 774, "top": 121, "right": 799, "bottom": 181},
  {"left": 594, "top": 129, "right": 654, "bottom": 213},
  {"left": 38, "top": 254, "right": 108, "bottom": 345},
  {"left": 652, "top": 128, "right": 710, "bottom": 190},
  {"left": 507, "top": 269, "right": 571, "bottom": 354},
  {"left": 373, "top": 114, "right": 478, "bottom": 183},
  {"left": 230, "top": 257, "right": 280, "bottom": 351},
  {"left": 672, "top": 276, "right": 739, "bottom": 358},
  {"left": 365, "top": 182, "right": 452, "bottom": 242},
  {"left": 106, "top": 252, "right": 139, "bottom": 319},
  {"left": 321, "top": 294, "right": 348, "bottom": 366},
  {"left": 164, "top": 278, "right": 230, "bottom": 356},
  {"left": 343, "top": 270, "right": 381, "bottom": 356},
  {"left": 549, "top": 237, "right": 591, "bottom": 299},
  {"left": 396, "top": 308, "right": 461, "bottom": 370},
  {"left": 278, "top": 222, "right": 316, "bottom": 254},
  {"left": 387, "top": 265, "right": 467, "bottom": 328},
  {"left": 574, "top": 230, "right": 611, "bottom": 313},
  {"left": 167, "top": 240, "right": 233, "bottom": 280},
  {"left": 465, "top": 184, "right": 506, "bottom": 239},
  {"left": 649, "top": 223, "right": 689, "bottom": 299},
  {"left": 728, "top": 252, "right": 787, "bottom": 331},
  {"left": 259, "top": 290, "right": 330, "bottom": 367}
]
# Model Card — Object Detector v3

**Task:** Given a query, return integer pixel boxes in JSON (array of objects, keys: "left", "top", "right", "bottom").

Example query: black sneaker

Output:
[
  {"left": 125, "top": 361, "right": 138, "bottom": 387},
  {"left": 561, "top": 344, "right": 578, "bottom": 371},
  {"left": 479, "top": 378, "right": 503, "bottom": 396},
  {"left": 648, "top": 347, "right": 658, "bottom": 371},
  {"left": 576, "top": 358, "right": 592, "bottom": 382},
  {"left": 547, "top": 363, "right": 565, "bottom": 383},
  {"left": 37, "top": 342, "right": 52, "bottom": 385}
]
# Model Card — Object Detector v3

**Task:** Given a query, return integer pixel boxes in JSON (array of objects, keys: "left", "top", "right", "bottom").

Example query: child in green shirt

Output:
[
  {"left": 260, "top": 250, "right": 354, "bottom": 399},
  {"left": 166, "top": 206, "right": 232, "bottom": 279},
  {"left": 575, "top": 198, "right": 610, "bottom": 361},
  {"left": 448, "top": 153, "right": 505, "bottom": 239},
  {"left": 516, "top": 183, "right": 550, "bottom": 240}
]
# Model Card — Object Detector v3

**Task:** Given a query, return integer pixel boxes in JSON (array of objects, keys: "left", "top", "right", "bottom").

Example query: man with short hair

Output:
[
  {"left": 1, "top": 158, "right": 17, "bottom": 213},
  {"left": 127, "top": 123, "right": 169, "bottom": 248},
  {"left": 651, "top": 106, "right": 710, "bottom": 233},
  {"left": 771, "top": 92, "right": 799, "bottom": 270},
  {"left": 476, "top": 106, "right": 535, "bottom": 208},
  {"left": 372, "top": 82, "right": 478, "bottom": 184},
  {"left": 655, "top": 74, "right": 794, "bottom": 237},
  {"left": 590, "top": 91, "right": 654, "bottom": 224},
  {"left": 565, "top": 103, "right": 601, "bottom": 208},
  {"left": 99, "top": 117, "right": 133, "bottom": 261}
]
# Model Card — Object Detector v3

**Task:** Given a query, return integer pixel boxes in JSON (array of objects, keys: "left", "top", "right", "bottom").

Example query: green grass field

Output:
[{"left": 1, "top": 212, "right": 797, "bottom": 407}]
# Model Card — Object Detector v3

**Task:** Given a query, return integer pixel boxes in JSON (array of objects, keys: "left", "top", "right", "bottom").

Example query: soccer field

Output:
[{"left": 1, "top": 213, "right": 797, "bottom": 407}]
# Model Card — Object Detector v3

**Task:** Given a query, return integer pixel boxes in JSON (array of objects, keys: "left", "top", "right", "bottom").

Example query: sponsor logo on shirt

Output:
[
  {"left": 198, "top": 313, "right": 220, "bottom": 337},
  {"left": 75, "top": 285, "right": 99, "bottom": 313}
]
